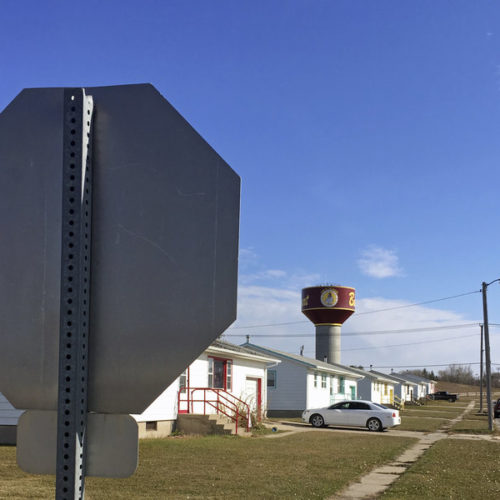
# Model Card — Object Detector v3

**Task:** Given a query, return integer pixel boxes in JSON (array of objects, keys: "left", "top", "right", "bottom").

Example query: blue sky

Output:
[{"left": 1, "top": 1, "right": 499, "bottom": 373}]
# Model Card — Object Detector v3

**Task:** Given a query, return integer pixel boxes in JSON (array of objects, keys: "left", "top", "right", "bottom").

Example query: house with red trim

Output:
[{"left": 132, "top": 340, "right": 280, "bottom": 437}]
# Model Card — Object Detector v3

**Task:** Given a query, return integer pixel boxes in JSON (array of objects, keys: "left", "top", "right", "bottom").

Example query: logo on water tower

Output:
[{"left": 320, "top": 288, "right": 338, "bottom": 307}]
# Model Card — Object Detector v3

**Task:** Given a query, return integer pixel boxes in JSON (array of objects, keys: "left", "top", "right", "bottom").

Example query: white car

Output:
[{"left": 302, "top": 400, "right": 401, "bottom": 432}]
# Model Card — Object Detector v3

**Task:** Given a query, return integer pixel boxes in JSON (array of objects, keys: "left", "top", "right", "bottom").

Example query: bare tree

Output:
[{"left": 438, "top": 364, "right": 476, "bottom": 385}]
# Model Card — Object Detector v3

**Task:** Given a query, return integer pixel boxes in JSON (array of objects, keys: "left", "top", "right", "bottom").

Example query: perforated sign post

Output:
[{"left": 0, "top": 84, "right": 240, "bottom": 499}]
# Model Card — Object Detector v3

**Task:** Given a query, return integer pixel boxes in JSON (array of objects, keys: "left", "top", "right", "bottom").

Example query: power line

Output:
[
  {"left": 372, "top": 362, "right": 500, "bottom": 369},
  {"left": 355, "top": 290, "right": 480, "bottom": 315},
  {"left": 225, "top": 322, "right": 482, "bottom": 338},
  {"left": 340, "top": 333, "right": 478, "bottom": 352},
  {"left": 229, "top": 289, "right": 481, "bottom": 329}
]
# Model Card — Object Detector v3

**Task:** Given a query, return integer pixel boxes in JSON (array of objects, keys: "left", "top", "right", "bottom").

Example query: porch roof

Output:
[{"left": 206, "top": 339, "right": 281, "bottom": 365}]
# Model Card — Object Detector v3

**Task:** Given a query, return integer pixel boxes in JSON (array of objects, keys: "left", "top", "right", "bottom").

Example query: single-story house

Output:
[
  {"left": 241, "top": 343, "right": 365, "bottom": 418},
  {"left": 396, "top": 372, "right": 436, "bottom": 396},
  {"left": 0, "top": 392, "right": 23, "bottom": 444},
  {"left": 370, "top": 370, "right": 416, "bottom": 403},
  {"left": 132, "top": 340, "right": 280, "bottom": 437},
  {"left": 395, "top": 372, "right": 432, "bottom": 399},
  {"left": 346, "top": 367, "right": 396, "bottom": 405}
]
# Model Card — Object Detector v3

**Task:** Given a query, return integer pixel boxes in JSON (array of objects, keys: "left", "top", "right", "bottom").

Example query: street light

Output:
[{"left": 481, "top": 278, "right": 500, "bottom": 431}]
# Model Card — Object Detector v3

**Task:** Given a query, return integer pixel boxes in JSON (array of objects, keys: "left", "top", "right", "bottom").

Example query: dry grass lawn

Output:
[
  {"left": 0, "top": 432, "right": 416, "bottom": 499},
  {"left": 382, "top": 439, "right": 500, "bottom": 499}
]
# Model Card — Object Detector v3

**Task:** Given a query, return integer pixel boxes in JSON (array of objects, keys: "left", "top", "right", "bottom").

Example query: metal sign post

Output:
[
  {"left": 55, "top": 89, "right": 94, "bottom": 499},
  {"left": 0, "top": 83, "right": 240, "bottom": 489}
]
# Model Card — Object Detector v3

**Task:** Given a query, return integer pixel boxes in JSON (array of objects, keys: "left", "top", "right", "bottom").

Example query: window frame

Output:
[
  {"left": 208, "top": 356, "right": 233, "bottom": 391},
  {"left": 267, "top": 369, "right": 277, "bottom": 389}
]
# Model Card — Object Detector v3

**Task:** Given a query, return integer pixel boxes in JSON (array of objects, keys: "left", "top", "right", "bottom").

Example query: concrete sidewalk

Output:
[
  {"left": 266, "top": 400, "right": 498, "bottom": 499},
  {"left": 330, "top": 400, "right": 478, "bottom": 499}
]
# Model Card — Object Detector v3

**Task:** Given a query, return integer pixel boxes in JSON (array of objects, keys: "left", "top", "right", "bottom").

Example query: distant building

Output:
[
  {"left": 345, "top": 367, "right": 396, "bottom": 405},
  {"left": 370, "top": 370, "right": 416, "bottom": 403},
  {"left": 396, "top": 372, "right": 436, "bottom": 398},
  {"left": 242, "top": 343, "right": 364, "bottom": 417}
]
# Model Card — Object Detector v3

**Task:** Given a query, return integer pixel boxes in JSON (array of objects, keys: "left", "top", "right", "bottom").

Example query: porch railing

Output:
[
  {"left": 392, "top": 394, "right": 405, "bottom": 410},
  {"left": 178, "top": 387, "right": 251, "bottom": 434}
]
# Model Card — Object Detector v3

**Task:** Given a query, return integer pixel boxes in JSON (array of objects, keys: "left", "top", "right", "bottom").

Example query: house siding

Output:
[
  {"left": 306, "top": 372, "right": 358, "bottom": 409},
  {"left": 357, "top": 379, "right": 394, "bottom": 404},
  {"left": 0, "top": 393, "right": 23, "bottom": 426},
  {"left": 267, "top": 361, "right": 307, "bottom": 416},
  {"left": 132, "top": 347, "right": 273, "bottom": 435}
]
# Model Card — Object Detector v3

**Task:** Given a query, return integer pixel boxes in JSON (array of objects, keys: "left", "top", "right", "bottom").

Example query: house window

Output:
[
  {"left": 314, "top": 372, "right": 318, "bottom": 388},
  {"left": 321, "top": 373, "right": 327, "bottom": 388},
  {"left": 146, "top": 421, "right": 157, "bottom": 431},
  {"left": 330, "top": 376, "right": 335, "bottom": 396},
  {"left": 208, "top": 357, "right": 233, "bottom": 390},
  {"left": 339, "top": 377, "right": 345, "bottom": 393},
  {"left": 179, "top": 370, "right": 187, "bottom": 394},
  {"left": 226, "top": 360, "right": 232, "bottom": 391},
  {"left": 384, "top": 384, "right": 388, "bottom": 395},
  {"left": 267, "top": 370, "right": 277, "bottom": 388}
]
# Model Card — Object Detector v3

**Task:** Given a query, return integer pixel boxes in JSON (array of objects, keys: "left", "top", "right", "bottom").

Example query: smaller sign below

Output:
[{"left": 17, "top": 411, "right": 138, "bottom": 478}]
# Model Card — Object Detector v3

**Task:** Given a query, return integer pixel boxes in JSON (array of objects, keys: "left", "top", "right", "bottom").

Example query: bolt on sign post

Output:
[{"left": 0, "top": 84, "right": 240, "bottom": 499}]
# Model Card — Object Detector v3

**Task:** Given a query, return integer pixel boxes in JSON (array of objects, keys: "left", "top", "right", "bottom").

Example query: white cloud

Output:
[
  {"left": 358, "top": 245, "right": 403, "bottom": 278},
  {"left": 223, "top": 285, "right": 485, "bottom": 375}
]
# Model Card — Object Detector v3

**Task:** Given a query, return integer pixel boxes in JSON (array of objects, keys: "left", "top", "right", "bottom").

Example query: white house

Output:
[
  {"left": 132, "top": 340, "right": 279, "bottom": 437},
  {"left": 370, "top": 370, "right": 415, "bottom": 403},
  {"left": 242, "top": 343, "right": 364, "bottom": 417},
  {"left": 396, "top": 372, "right": 435, "bottom": 399},
  {"left": 346, "top": 367, "right": 396, "bottom": 405},
  {"left": 0, "top": 392, "right": 23, "bottom": 444}
]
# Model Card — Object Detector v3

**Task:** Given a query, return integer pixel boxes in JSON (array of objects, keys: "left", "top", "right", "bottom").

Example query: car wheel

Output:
[
  {"left": 367, "top": 418, "right": 382, "bottom": 432},
  {"left": 310, "top": 414, "right": 325, "bottom": 428}
]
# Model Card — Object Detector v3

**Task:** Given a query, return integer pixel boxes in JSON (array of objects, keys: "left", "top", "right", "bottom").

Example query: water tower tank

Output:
[{"left": 301, "top": 286, "right": 355, "bottom": 364}]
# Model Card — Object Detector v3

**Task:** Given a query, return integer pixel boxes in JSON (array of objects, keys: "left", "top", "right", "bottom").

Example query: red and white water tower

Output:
[{"left": 301, "top": 285, "right": 355, "bottom": 364}]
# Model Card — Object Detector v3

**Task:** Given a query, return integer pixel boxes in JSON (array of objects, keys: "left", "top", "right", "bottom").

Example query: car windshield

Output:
[{"left": 372, "top": 403, "right": 388, "bottom": 409}]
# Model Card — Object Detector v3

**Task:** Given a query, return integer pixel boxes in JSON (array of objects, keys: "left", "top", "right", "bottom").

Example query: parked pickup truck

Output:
[{"left": 429, "top": 391, "right": 459, "bottom": 402}]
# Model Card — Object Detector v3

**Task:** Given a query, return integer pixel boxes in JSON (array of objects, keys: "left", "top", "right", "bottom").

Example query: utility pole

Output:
[
  {"left": 479, "top": 324, "right": 484, "bottom": 413},
  {"left": 481, "top": 279, "right": 500, "bottom": 431}
]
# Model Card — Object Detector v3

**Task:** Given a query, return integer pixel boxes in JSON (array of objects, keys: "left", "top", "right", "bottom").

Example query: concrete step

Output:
[{"left": 177, "top": 413, "right": 249, "bottom": 436}]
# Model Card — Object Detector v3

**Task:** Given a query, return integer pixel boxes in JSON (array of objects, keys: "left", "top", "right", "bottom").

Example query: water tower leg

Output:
[{"left": 315, "top": 324, "right": 341, "bottom": 364}]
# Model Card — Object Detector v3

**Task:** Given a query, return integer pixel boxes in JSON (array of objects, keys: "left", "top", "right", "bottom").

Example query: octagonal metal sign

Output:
[{"left": 0, "top": 84, "right": 240, "bottom": 414}]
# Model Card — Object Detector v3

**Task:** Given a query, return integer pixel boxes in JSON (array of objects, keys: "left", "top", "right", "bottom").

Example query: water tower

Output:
[{"left": 301, "top": 286, "right": 355, "bottom": 364}]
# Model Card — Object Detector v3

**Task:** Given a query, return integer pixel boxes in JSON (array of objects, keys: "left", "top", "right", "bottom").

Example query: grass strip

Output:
[
  {"left": 401, "top": 411, "right": 460, "bottom": 419},
  {"left": 397, "top": 418, "right": 447, "bottom": 432},
  {"left": 1, "top": 433, "right": 416, "bottom": 499},
  {"left": 382, "top": 439, "right": 500, "bottom": 499},
  {"left": 449, "top": 418, "right": 494, "bottom": 434}
]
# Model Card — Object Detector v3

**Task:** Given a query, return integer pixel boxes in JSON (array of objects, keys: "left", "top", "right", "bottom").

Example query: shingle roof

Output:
[
  {"left": 211, "top": 339, "right": 265, "bottom": 357},
  {"left": 345, "top": 366, "right": 396, "bottom": 384},
  {"left": 242, "top": 343, "right": 364, "bottom": 379},
  {"left": 396, "top": 372, "right": 434, "bottom": 384},
  {"left": 370, "top": 369, "right": 418, "bottom": 386}
]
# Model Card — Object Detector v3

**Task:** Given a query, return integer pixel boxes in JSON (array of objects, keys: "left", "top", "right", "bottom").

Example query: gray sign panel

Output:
[
  {"left": 17, "top": 411, "right": 138, "bottom": 477},
  {"left": 0, "top": 84, "right": 240, "bottom": 414}
]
